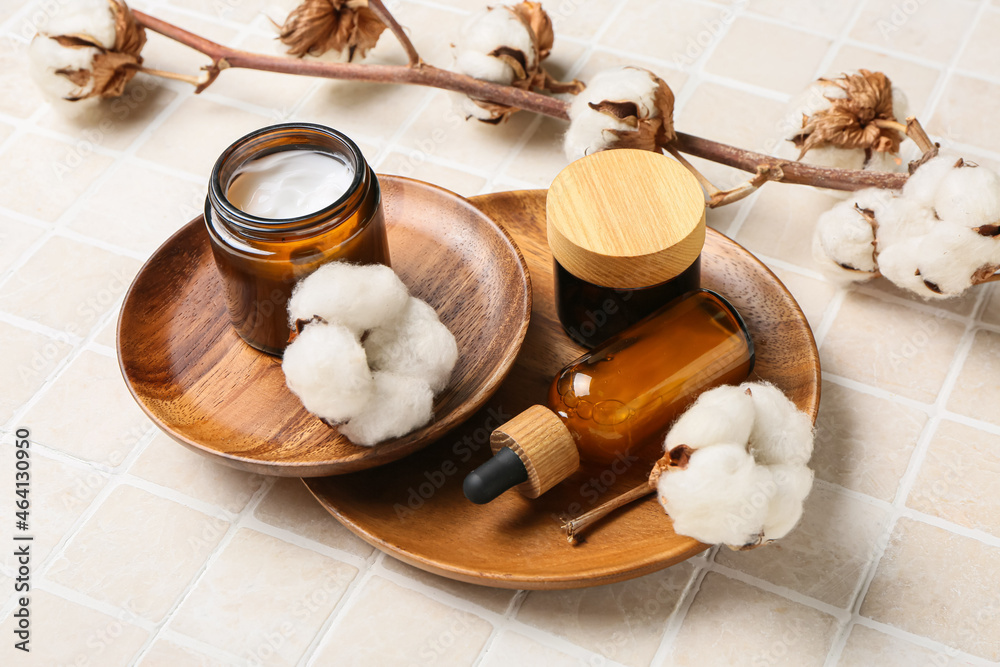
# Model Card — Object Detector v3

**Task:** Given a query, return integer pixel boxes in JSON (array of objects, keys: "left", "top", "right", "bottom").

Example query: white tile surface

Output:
[{"left": 2, "top": 1, "right": 996, "bottom": 665}]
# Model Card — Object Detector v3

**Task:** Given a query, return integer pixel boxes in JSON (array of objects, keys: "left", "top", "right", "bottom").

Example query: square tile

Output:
[
  {"left": 48, "top": 484, "right": 230, "bottom": 622},
  {"left": 705, "top": 17, "right": 831, "bottom": 94},
  {"left": 0, "top": 236, "right": 139, "bottom": 337},
  {"left": 0, "top": 321, "right": 71, "bottom": 425},
  {"left": 172, "top": 528, "right": 357, "bottom": 666},
  {"left": 209, "top": 34, "right": 317, "bottom": 117},
  {"left": 480, "top": 632, "right": 585, "bottom": 667},
  {"left": 677, "top": 82, "right": 787, "bottom": 155},
  {"left": 66, "top": 161, "right": 205, "bottom": 255},
  {"left": 0, "top": 445, "right": 108, "bottom": 568},
  {"left": 669, "top": 572, "right": 839, "bottom": 667},
  {"left": 861, "top": 278, "right": 980, "bottom": 317},
  {"left": 861, "top": 517, "right": 1000, "bottom": 660},
  {"left": 135, "top": 96, "right": 272, "bottom": 177},
  {"left": 960, "top": 8, "right": 1000, "bottom": 78},
  {"left": 0, "top": 38, "right": 47, "bottom": 119},
  {"left": 982, "top": 284, "right": 1000, "bottom": 326},
  {"left": 602, "top": 0, "right": 735, "bottom": 70},
  {"left": 812, "top": 381, "right": 927, "bottom": 502},
  {"left": 0, "top": 216, "right": 44, "bottom": 275},
  {"left": 771, "top": 268, "right": 837, "bottom": 330},
  {"left": 314, "top": 576, "right": 492, "bottom": 667},
  {"left": 380, "top": 555, "right": 515, "bottom": 614},
  {"left": 137, "top": 639, "right": 237, "bottom": 666},
  {"left": 827, "top": 43, "right": 942, "bottom": 117},
  {"left": 35, "top": 79, "right": 178, "bottom": 152},
  {"left": 24, "top": 350, "right": 153, "bottom": 465},
  {"left": 736, "top": 184, "right": 842, "bottom": 269},
  {"left": 839, "top": 624, "right": 967, "bottom": 667},
  {"left": 518, "top": 562, "right": 695, "bottom": 667},
  {"left": 545, "top": 0, "right": 624, "bottom": 41},
  {"left": 254, "top": 478, "right": 374, "bottom": 559},
  {"left": 908, "top": 419, "right": 1000, "bottom": 537},
  {"left": 130, "top": 431, "right": 266, "bottom": 514},
  {"left": 166, "top": 0, "right": 273, "bottom": 25},
  {"left": 378, "top": 151, "right": 487, "bottom": 198},
  {"left": 929, "top": 75, "right": 1000, "bottom": 155},
  {"left": 747, "top": 0, "right": 862, "bottom": 36},
  {"left": 849, "top": 0, "right": 977, "bottom": 65},
  {"left": 0, "top": 589, "right": 147, "bottom": 665},
  {"left": 821, "top": 292, "right": 965, "bottom": 403},
  {"left": 716, "top": 485, "right": 891, "bottom": 608},
  {"left": 0, "top": 133, "right": 114, "bottom": 222},
  {"left": 947, "top": 329, "right": 1000, "bottom": 427}
]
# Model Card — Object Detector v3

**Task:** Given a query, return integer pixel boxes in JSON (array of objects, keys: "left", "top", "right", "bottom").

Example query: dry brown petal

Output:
[
  {"left": 278, "top": 0, "right": 386, "bottom": 61},
  {"left": 587, "top": 68, "right": 676, "bottom": 152},
  {"left": 48, "top": 0, "right": 145, "bottom": 101},
  {"left": 466, "top": 2, "right": 583, "bottom": 123},
  {"left": 972, "top": 264, "right": 1000, "bottom": 284},
  {"left": 791, "top": 69, "right": 902, "bottom": 159}
]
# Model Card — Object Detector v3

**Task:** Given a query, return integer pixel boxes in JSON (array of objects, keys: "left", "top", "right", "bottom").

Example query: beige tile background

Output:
[{"left": 1, "top": 0, "right": 999, "bottom": 665}]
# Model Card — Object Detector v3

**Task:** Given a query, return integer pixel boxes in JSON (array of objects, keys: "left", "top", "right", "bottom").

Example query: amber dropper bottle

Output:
[{"left": 464, "top": 289, "right": 755, "bottom": 504}]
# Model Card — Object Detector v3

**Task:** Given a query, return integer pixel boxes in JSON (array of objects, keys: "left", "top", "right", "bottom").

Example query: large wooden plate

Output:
[
  {"left": 117, "top": 177, "right": 531, "bottom": 477},
  {"left": 305, "top": 189, "right": 821, "bottom": 590}
]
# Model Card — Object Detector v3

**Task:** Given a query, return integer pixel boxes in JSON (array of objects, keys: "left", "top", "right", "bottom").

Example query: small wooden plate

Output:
[
  {"left": 117, "top": 177, "right": 531, "bottom": 477},
  {"left": 305, "top": 189, "right": 820, "bottom": 590}
]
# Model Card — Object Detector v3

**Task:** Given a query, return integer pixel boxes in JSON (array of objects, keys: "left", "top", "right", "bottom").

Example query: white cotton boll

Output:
[
  {"left": 664, "top": 385, "right": 755, "bottom": 452},
  {"left": 455, "top": 50, "right": 516, "bottom": 86},
  {"left": 564, "top": 67, "right": 660, "bottom": 160},
  {"left": 287, "top": 262, "right": 409, "bottom": 335},
  {"left": 364, "top": 297, "right": 459, "bottom": 394},
  {"left": 814, "top": 198, "right": 879, "bottom": 273},
  {"left": 811, "top": 230, "right": 877, "bottom": 284},
  {"left": 282, "top": 322, "right": 375, "bottom": 423},
  {"left": 877, "top": 238, "right": 947, "bottom": 299},
  {"left": 762, "top": 464, "right": 814, "bottom": 541},
  {"left": 781, "top": 82, "right": 835, "bottom": 142},
  {"left": 903, "top": 156, "right": 958, "bottom": 208},
  {"left": 339, "top": 371, "right": 434, "bottom": 446},
  {"left": 741, "top": 381, "right": 814, "bottom": 467},
  {"left": 891, "top": 85, "right": 910, "bottom": 124},
  {"left": 657, "top": 444, "right": 772, "bottom": 547},
  {"left": 877, "top": 196, "right": 937, "bottom": 249},
  {"left": 911, "top": 224, "right": 998, "bottom": 297},
  {"left": 27, "top": 36, "right": 101, "bottom": 101},
  {"left": 455, "top": 6, "right": 537, "bottom": 76},
  {"left": 933, "top": 165, "right": 1000, "bottom": 228},
  {"left": 865, "top": 148, "right": 907, "bottom": 173},
  {"left": 564, "top": 108, "right": 633, "bottom": 160},
  {"left": 803, "top": 145, "right": 867, "bottom": 171},
  {"left": 44, "top": 0, "right": 118, "bottom": 49}
]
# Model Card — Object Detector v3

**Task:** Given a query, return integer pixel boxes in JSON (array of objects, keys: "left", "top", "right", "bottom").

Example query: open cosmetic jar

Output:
[{"left": 205, "top": 123, "right": 390, "bottom": 356}]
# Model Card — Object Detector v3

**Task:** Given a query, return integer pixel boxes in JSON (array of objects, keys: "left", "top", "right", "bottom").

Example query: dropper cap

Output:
[{"left": 463, "top": 405, "right": 581, "bottom": 504}]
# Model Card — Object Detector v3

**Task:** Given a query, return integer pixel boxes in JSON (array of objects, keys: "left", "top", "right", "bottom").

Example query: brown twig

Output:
[
  {"left": 368, "top": 0, "right": 421, "bottom": 67},
  {"left": 132, "top": 9, "right": 915, "bottom": 196},
  {"left": 562, "top": 481, "right": 655, "bottom": 545}
]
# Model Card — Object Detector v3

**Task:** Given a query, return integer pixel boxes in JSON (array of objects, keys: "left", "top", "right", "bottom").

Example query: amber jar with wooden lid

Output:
[
  {"left": 205, "top": 123, "right": 390, "bottom": 356},
  {"left": 548, "top": 149, "right": 706, "bottom": 347}
]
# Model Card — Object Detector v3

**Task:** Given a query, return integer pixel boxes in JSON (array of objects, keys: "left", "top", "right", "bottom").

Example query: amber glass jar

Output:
[
  {"left": 205, "top": 123, "right": 390, "bottom": 356},
  {"left": 464, "top": 290, "right": 754, "bottom": 503},
  {"left": 548, "top": 149, "right": 706, "bottom": 348}
]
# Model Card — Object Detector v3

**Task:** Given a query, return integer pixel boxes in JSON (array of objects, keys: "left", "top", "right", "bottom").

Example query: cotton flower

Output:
[
  {"left": 453, "top": 2, "right": 582, "bottom": 123},
  {"left": 338, "top": 371, "right": 434, "bottom": 446},
  {"left": 364, "top": 296, "right": 458, "bottom": 394},
  {"left": 282, "top": 261, "right": 458, "bottom": 446},
  {"left": 654, "top": 381, "right": 815, "bottom": 549},
  {"left": 282, "top": 320, "right": 375, "bottom": 423},
  {"left": 28, "top": 0, "right": 147, "bottom": 101},
  {"left": 277, "top": 0, "right": 386, "bottom": 61},
  {"left": 564, "top": 66, "right": 675, "bottom": 160},
  {"left": 287, "top": 261, "right": 409, "bottom": 335}
]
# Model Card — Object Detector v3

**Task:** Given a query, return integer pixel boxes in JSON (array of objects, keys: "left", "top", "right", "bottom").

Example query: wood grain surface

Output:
[
  {"left": 305, "top": 188, "right": 821, "bottom": 590},
  {"left": 117, "top": 176, "right": 531, "bottom": 477}
]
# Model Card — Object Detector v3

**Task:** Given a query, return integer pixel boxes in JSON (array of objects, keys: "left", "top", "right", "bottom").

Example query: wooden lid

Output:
[
  {"left": 547, "top": 149, "right": 706, "bottom": 289},
  {"left": 491, "top": 405, "right": 580, "bottom": 499}
]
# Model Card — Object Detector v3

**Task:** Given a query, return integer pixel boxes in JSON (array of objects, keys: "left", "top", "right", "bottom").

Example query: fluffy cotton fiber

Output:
[
  {"left": 364, "top": 297, "right": 459, "bottom": 394},
  {"left": 287, "top": 261, "right": 409, "bottom": 335},
  {"left": 282, "top": 321, "right": 375, "bottom": 423},
  {"left": 655, "top": 381, "right": 815, "bottom": 548},
  {"left": 339, "top": 372, "right": 434, "bottom": 446}
]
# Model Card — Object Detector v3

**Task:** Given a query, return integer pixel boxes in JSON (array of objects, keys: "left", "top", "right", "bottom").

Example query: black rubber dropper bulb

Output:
[{"left": 463, "top": 447, "right": 529, "bottom": 504}]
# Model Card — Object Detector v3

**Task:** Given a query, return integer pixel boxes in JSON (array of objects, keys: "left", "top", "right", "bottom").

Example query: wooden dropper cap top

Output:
[
  {"left": 547, "top": 149, "right": 706, "bottom": 289},
  {"left": 488, "top": 405, "right": 580, "bottom": 499}
]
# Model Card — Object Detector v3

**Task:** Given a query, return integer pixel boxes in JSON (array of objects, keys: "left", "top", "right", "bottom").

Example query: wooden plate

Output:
[
  {"left": 117, "top": 177, "right": 531, "bottom": 477},
  {"left": 305, "top": 189, "right": 820, "bottom": 590}
]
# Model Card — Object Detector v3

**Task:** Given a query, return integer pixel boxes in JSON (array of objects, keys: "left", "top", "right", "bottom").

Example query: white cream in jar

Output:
[{"left": 227, "top": 150, "right": 357, "bottom": 219}]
